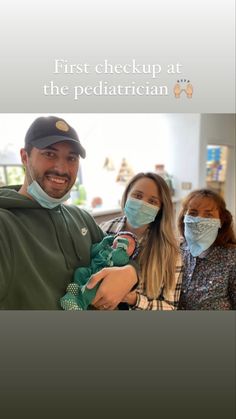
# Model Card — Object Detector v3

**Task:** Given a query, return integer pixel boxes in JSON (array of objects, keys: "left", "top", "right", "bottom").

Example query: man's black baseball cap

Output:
[{"left": 24, "top": 116, "right": 86, "bottom": 158}]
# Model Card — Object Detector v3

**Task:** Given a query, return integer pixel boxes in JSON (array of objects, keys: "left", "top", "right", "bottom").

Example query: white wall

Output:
[{"left": 161, "top": 114, "right": 201, "bottom": 200}]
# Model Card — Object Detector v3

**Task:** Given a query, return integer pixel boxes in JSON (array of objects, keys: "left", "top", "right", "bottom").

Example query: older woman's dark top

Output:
[{"left": 179, "top": 244, "right": 236, "bottom": 310}]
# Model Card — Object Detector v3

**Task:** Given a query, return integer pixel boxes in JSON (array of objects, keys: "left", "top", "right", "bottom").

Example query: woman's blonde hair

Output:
[{"left": 121, "top": 172, "right": 178, "bottom": 299}]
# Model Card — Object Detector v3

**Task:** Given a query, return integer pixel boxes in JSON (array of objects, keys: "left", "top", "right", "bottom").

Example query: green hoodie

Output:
[{"left": 0, "top": 187, "right": 104, "bottom": 309}]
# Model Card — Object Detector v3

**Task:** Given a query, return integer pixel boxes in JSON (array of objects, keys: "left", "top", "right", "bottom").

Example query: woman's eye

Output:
[
  {"left": 132, "top": 193, "right": 142, "bottom": 199},
  {"left": 149, "top": 200, "right": 159, "bottom": 206},
  {"left": 188, "top": 211, "right": 197, "bottom": 216}
]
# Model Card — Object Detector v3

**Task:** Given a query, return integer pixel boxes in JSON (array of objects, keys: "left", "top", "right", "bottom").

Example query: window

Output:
[{"left": 0, "top": 165, "right": 25, "bottom": 186}]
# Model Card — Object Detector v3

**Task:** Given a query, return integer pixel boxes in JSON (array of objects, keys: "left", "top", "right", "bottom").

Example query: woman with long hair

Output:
[
  {"left": 100, "top": 172, "right": 182, "bottom": 310},
  {"left": 177, "top": 189, "right": 236, "bottom": 310}
]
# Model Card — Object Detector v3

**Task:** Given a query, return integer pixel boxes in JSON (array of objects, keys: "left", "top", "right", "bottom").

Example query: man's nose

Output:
[{"left": 53, "top": 158, "right": 69, "bottom": 174}]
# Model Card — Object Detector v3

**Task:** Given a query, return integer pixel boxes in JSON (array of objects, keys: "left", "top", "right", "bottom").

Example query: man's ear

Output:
[{"left": 20, "top": 148, "right": 28, "bottom": 166}]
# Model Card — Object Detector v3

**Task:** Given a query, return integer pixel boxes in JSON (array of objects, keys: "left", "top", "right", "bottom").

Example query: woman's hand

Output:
[
  {"left": 121, "top": 291, "right": 137, "bottom": 306},
  {"left": 87, "top": 265, "right": 138, "bottom": 310}
]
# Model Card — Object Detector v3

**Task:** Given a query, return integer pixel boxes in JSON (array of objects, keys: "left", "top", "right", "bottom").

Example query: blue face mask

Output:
[
  {"left": 124, "top": 197, "right": 160, "bottom": 228},
  {"left": 184, "top": 215, "right": 221, "bottom": 257},
  {"left": 27, "top": 181, "right": 71, "bottom": 209}
]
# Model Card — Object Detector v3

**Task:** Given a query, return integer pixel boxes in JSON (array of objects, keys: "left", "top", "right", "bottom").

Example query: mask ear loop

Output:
[{"left": 24, "top": 152, "right": 35, "bottom": 186}]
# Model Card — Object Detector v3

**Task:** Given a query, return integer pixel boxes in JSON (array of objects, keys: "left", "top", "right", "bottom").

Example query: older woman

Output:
[
  {"left": 100, "top": 172, "right": 183, "bottom": 310},
  {"left": 178, "top": 189, "right": 236, "bottom": 310}
]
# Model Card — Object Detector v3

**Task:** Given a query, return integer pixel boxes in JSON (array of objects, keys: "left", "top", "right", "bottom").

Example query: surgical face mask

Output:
[
  {"left": 124, "top": 197, "right": 160, "bottom": 228},
  {"left": 27, "top": 181, "right": 71, "bottom": 209},
  {"left": 184, "top": 215, "right": 221, "bottom": 257}
]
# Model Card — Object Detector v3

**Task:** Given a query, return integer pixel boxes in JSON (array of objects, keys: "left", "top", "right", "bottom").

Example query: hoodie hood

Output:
[{"left": 0, "top": 185, "right": 41, "bottom": 209}]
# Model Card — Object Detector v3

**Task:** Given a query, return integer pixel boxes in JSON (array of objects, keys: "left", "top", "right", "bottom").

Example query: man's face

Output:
[{"left": 23, "top": 141, "right": 80, "bottom": 198}]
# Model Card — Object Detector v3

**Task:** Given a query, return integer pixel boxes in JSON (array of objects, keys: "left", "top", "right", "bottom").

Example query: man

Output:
[{"left": 0, "top": 116, "right": 137, "bottom": 309}]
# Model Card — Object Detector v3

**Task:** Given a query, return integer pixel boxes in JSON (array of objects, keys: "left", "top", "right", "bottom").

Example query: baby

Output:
[{"left": 60, "top": 231, "right": 138, "bottom": 310}]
